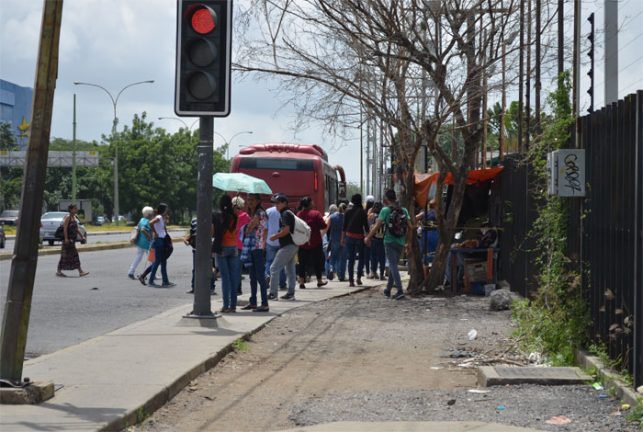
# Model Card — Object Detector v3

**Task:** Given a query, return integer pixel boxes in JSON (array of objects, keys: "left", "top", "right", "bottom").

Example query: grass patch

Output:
[{"left": 232, "top": 338, "right": 249, "bottom": 352}]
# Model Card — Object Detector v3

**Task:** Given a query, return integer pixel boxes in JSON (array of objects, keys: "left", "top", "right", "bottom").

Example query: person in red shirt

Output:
[{"left": 296, "top": 196, "right": 328, "bottom": 289}]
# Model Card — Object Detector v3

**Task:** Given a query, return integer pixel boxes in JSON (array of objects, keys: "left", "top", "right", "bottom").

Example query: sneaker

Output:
[
  {"left": 383, "top": 289, "right": 391, "bottom": 298},
  {"left": 186, "top": 289, "right": 194, "bottom": 294},
  {"left": 356, "top": 277, "right": 363, "bottom": 286},
  {"left": 369, "top": 272, "right": 377, "bottom": 279},
  {"left": 299, "top": 284, "right": 306, "bottom": 289},
  {"left": 162, "top": 282, "right": 176, "bottom": 288},
  {"left": 253, "top": 305, "right": 270, "bottom": 312},
  {"left": 380, "top": 274, "right": 386, "bottom": 281},
  {"left": 394, "top": 292, "right": 405, "bottom": 300},
  {"left": 241, "top": 304, "right": 257, "bottom": 310},
  {"left": 268, "top": 293, "right": 279, "bottom": 301},
  {"left": 328, "top": 271, "right": 335, "bottom": 281},
  {"left": 149, "top": 282, "right": 161, "bottom": 288},
  {"left": 338, "top": 277, "right": 345, "bottom": 282},
  {"left": 280, "top": 293, "right": 295, "bottom": 300},
  {"left": 128, "top": 274, "right": 136, "bottom": 280},
  {"left": 349, "top": 280, "right": 355, "bottom": 287},
  {"left": 138, "top": 275, "right": 147, "bottom": 286},
  {"left": 317, "top": 280, "right": 328, "bottom": 287}
]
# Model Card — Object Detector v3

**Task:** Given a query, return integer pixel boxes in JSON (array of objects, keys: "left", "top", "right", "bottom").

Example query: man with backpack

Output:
[
  {"left": 268, "top": 194, "right": 299, "bottom": 301},
  {"left": 365, "top": 189, "right": 412, "bottom": 300}
]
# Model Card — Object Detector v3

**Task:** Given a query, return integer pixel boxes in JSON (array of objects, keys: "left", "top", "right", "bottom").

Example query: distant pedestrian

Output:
[
  {"left": 233, "top": 196, "right": 250, "bottom": 295},
  {"left": 56, "top": 204, "right": 89, "bottom": 277},
  {"left": 147, "top": 203, "right": 176, "bottom": 288},
  {"left": 327, "top": 203, "right": 347, "bottom": 281},
  {"left": 363, "top": 195, "right": 375, "bottom": 277},
  {"left": 240, "top": 193, "right": 269, "bottom": 312},
  {"left": 184, "top": 216, "right": 216, "bottom": 295},
  {"left": 368, "top": 201, "right": 386, "bottom": 280},
  {"left": 365, "top": 189, "right": 412, "bottom": 300},
  {"left": 268, "top": 194, "right": 298, "bottom": 301},
  {"left": 213, "top": 195, "right": 240, "bottom": 313},
  {"left": 342, "top": 193, "right": 369, "bottom": 287},
  {"left": 265, "top": 200, "right": 287, "bottom": 290},
  {"left": 127, "top": 206, "right": 153, "bottom": 280},
  {"left": 296, "top": 196, "right": 328, "bottom": 289}
]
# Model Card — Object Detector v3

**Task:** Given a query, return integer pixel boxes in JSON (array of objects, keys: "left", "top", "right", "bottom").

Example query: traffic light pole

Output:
[
  {"left": 188, "top": 116, "right": 217, "bottom": 318},
  {"left": 0, "top": 0, "right": 64, "bottom": 384}
]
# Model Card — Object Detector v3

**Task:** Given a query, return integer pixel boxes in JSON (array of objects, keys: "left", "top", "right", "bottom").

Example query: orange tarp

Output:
[{"left": 414, "top": 166, "right": 504, "bottom": 208}]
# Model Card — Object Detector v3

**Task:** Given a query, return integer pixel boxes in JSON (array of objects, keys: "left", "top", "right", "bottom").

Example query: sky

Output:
[{"left": 1, "top": 0, "right": 642, "bottom": 186}]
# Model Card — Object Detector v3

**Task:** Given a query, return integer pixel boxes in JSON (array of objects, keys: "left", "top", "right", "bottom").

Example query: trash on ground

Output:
[
  {"left": 468, "top": 329, "right": 478, "bottom": 340},
  {"left": 592, "top": 382, "right": 604, "bottom": 390},
  {"left": 637, "top": 385, "right": 643, "bottom": 394},
  {"left": 598, "top": 393, "right": 609, "bottom": 399},
  {"left": 496, "top": 404, "right": 506, "bottom": 412},
  {"left": 447, "top": 399, "right": 456, "bottom": 406},
  {"left": 620, "top": 403, "right": 631, "bottom": 411},
  {"left": 468, "top": 389, "right": 490, "bottom": 394},
  {"left": 430, "top": 366, "right": 443, "bottom": 370},
  {"left": 545, "top": 415, "right": 572, "bottom": 425}
]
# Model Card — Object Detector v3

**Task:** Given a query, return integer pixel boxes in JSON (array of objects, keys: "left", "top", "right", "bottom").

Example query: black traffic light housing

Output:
[
  {"left": 586, "top": 13, "right": 595, "bottom": 113},
  {"left": 175, "top": 0, "right": 232, "bottom": 117}
]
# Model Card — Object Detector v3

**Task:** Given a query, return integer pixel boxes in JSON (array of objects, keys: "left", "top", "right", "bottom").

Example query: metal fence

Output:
[
  {"left": 580, "top": 91, "right": 643, "bottom": 388},
  {"left": 497, "top": 155, "right": 539, "bottom": 299}
]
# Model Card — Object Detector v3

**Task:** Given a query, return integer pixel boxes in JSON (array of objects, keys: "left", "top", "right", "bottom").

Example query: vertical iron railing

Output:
[{"left": 580, "top": 91, "right": 642, "bottom": 388}]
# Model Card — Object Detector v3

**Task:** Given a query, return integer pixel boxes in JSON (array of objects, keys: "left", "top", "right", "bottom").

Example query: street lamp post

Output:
[
  {"left": 157, "top": 116, "right": 199, "bottom": 132},
  {"left": 74, "top": 80, "right": 154, "bottom": 221},
  {"left": 213, "top": 130, "right": 253, "bottom": 159}
]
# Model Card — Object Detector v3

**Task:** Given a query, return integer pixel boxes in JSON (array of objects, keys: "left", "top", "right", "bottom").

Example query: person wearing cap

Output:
[
  {"left": 268, "top": 194, "right": 298, "bottom": 300},
  {"left": 265, "top": 194, "right": 287, "bottom": 290}
]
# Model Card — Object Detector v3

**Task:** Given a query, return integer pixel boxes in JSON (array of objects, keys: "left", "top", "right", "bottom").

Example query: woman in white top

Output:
[{"left": 147, "top": 203, "right": 175, "bottom": 287}]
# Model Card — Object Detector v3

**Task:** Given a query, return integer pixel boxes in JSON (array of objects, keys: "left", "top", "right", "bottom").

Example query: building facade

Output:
[{"left": 0, "top": 79, "right": 34, "bottom": 148}]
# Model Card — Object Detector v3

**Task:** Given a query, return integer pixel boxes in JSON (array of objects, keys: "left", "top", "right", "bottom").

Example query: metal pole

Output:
[
  {"left": 112, "top": 110, "right": 119, "bottom": 221},
  {"left": 72, "top": 93, "right": 77, "bottom": 202},
  {"left": 605, "top": 0, "right": 618, "bottom": 104},
  {"left": 360, "top": 105, "right": 363, "bottom": 194},
  {"left": 518, "top": 0, "right": 525, "bottom": 152},
  {"left": 526, "top": 0, "right": 532, "bottom": 151},
  {"left": 535, "top": 0, "right": 542, "bottom": 134},
  {"left": 500, "top": 42, "right": 506, "bottom": 157},
  {"left": 573, "top": 0, "right": 581, "bottom": 118},
  {"left": 191, "top": 116, "right": 215, "bottom": 317},
  {"left": 558, "top": 0, "right": 564, "bottom": 79},
  {"left": 0, "top": 0, "right": 64, "bottom": 384}
]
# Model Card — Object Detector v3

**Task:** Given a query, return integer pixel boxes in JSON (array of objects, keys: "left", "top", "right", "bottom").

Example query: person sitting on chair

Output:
[{"left": 444, "top": 222, "right": 497, "bottom": 287}]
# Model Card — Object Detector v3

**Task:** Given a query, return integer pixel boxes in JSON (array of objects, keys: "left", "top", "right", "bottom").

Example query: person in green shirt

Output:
[{"left": 365, "top": 189, "right": 413, "bottom": 300}]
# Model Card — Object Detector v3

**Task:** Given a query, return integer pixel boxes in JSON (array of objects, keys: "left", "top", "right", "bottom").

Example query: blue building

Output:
[{"left": 0, "top": 79, "right": 34, "bottom": 148}]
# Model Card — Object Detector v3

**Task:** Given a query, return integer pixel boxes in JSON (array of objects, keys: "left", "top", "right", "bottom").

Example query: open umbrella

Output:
[{"left": 212, "top": 172, "right": 273, "bottom": 195}]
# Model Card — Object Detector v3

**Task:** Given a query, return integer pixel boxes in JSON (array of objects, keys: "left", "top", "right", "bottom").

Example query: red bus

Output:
[{"left": 230, "top": 143, "right": 346, "bottom": 210}]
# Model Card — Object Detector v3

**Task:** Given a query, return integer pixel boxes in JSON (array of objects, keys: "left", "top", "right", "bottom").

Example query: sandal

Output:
[{"left": 79, "top": 271, "right": 90, "bottom": 277}]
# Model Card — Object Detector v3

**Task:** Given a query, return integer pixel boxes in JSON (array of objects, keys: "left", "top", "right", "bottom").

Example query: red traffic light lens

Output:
[{"left": 191, "top": 7, "right": 216, "bottom": 35}]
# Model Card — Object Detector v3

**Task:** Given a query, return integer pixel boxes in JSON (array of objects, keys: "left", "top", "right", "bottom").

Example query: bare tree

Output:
[{"left": 236, "top": 0, "right": 519, "bottom": 294}]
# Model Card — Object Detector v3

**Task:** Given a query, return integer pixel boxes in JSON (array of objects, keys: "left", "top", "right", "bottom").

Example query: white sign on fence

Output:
[
  {"left": 0, "top": 150, "right": 100, "bottom": 168},
  {"left": 548, "top": 149, "right": 586, "bottom": 197}
]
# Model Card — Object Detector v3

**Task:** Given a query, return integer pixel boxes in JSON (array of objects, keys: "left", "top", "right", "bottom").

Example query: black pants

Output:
[{"left": 298, "top": 245, "right": 325, "bottom": 280}]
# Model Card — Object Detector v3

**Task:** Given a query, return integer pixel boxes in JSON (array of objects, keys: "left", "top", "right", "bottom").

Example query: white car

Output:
[{"left": 40, "top": 212, "right": 88, "bottom": 246}]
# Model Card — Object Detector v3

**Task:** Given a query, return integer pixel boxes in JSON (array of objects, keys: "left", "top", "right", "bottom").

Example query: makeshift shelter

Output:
[{"left": 414, "top": 167, "right": 504, "bottom": 209}]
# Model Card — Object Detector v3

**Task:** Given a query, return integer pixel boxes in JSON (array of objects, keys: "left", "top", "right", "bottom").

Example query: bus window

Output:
[{"left": 239, "top": 158, "right": 314, "bottom": 171}]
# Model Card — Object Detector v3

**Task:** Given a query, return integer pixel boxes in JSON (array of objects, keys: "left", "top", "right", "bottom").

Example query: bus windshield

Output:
[{"left": 239, "top": 158, "right": 314, "bottom": 171}]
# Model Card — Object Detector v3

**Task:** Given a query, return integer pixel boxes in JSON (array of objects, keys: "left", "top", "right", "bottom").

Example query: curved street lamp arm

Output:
[{"left": 114, "top": 80, "right": 155, "bottom": 107}]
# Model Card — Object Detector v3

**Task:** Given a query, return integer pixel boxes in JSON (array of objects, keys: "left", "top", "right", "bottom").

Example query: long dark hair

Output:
[
  {"left": 299, "top": 196, "right": 312, "bottom": 210},
  {"left": 219, "top": 195, "right": 237, "bottom": 231}
]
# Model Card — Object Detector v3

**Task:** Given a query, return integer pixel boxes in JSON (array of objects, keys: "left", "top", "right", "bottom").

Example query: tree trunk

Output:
[{"left": 401, "top": 169, "right": 424, "bottom": 295}]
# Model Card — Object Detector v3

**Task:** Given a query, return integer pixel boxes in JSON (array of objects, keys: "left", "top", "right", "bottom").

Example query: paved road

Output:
[
  {"left": 0, "top": 241, "right": 235, "bottom": 359},
  {"left": 2, "top": 229, "right": 188, "bottom": 251}
]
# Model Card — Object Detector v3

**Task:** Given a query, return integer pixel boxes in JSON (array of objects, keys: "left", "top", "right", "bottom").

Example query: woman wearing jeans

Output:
[
  {"left": 341, "top": 194, "right": 369, "bottom": 287},
  {"left": 240, "top": 194, "right": 270, "bottom": 312},
  {"left": 148, "top": 203, "right": 175, "bottom": 288},
  {"left": 213, "top": 195, "right": 240, "bottom": 313}
]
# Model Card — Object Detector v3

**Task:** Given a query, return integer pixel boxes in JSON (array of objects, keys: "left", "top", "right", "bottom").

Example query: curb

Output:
[
  {"left": 0, "top": 237, "right": 183, "bottom": 262},
  {"left": 576, "top": 349, "right": 642, "bottom": 407},
  {"left": 101, "top": 283, "right": 377, "bottom": 431}
]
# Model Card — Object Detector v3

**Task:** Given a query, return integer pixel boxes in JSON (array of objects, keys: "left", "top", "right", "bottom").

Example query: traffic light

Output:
[
  {"left": 175, "top": 0, "right": 233, "bottom": 117},
  {"left": 586, "top": 13, "right": 595, "bottom": 113}
]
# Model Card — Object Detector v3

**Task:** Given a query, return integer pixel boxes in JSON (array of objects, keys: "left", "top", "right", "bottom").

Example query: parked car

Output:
[
  {"left": 40, "top": 212, "right": 88, "bottom": 246},
  {"left": 0, "top": 209, "right": 19, "bottom": 226},
  {"left": 94, "top": 215, "right": 106, "bottom": 226},
  {"left": 0, "top": 223, "right": 5, "bottom": 249}
]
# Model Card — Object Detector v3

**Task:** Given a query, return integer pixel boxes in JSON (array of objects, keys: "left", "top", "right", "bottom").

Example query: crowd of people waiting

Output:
[{"left": 124, "top": 188, "right": 414, "bottom": 314}]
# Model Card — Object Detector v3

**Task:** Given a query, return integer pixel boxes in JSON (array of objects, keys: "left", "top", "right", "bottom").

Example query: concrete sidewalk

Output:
[{"left": 0, "top": 278, "right": 542, "bottom": 432}]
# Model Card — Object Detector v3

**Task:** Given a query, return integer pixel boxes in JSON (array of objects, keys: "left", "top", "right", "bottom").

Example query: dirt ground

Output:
[{"left": 130, "top": 287, "right": 636, "bottom": 432}]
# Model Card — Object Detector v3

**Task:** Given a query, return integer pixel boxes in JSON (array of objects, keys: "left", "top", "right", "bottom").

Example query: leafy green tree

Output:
[{"left": 0, "top": 122, "right": 22, "bottom": 209}]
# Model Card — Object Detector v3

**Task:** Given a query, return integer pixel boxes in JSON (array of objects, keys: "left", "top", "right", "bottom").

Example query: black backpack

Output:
[{"left": 386, "top": 205, "right": 408, "bottom": 237}]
